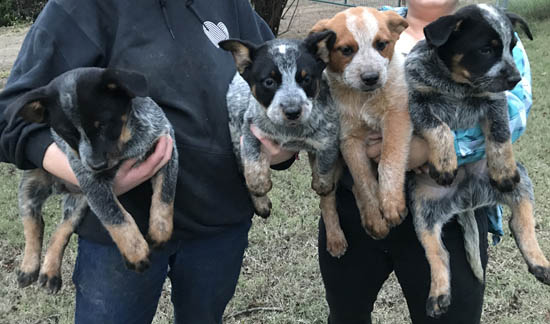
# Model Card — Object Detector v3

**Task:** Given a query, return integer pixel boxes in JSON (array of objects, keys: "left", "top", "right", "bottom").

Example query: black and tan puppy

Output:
[
  {"left": 405, "top": 4, "right": 546, "bottom": 318},
  {"left": 7, "top": 67, "right": 178, "bottom": 293}
]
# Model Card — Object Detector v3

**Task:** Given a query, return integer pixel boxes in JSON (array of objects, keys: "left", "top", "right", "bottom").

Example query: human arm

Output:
[{"left": 42, "top": 136, "right": 173, "bottom": 196}]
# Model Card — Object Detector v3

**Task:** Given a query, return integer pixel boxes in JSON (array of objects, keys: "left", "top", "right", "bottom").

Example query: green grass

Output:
[{"left": 1, "top": 4, "right": 549, "bottom": 324}]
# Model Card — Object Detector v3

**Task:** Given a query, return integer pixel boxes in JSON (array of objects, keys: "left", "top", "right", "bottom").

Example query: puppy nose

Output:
[
  {"left": 283, "top": 106, "right": 302, "bottom": 120},
  {"left": 506, "top": 75, "right": 521, "bottom": 89},
  {"left": 361, "top": 72, "right": 379, "bottom": 86},
  {"left": 89, "top": 160, "right": 108, "bottom": 171}
]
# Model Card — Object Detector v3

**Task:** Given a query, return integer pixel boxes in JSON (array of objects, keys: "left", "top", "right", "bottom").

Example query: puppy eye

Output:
[
  {"left": 479, "top": 46, "right": 493, "bottom": 55},
  {"left": 262, "top": 77, "right": 277, "bottom": 89},
  {"left": 339, "top": 46, "right": 354, "bottom": 56},
  {"left": 375, "top": 41, "right": 388, "bottom": 52},
  {"left": 301, "top": 75, "right": 312, "bottom": 85}
]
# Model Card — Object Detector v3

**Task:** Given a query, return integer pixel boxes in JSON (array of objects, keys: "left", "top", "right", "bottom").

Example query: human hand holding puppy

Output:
[
  {"left": 248, "top": 124, "right": 297, "bottom": 166},
  {"left": 43, "top": 135, "right": 173, "bottom": 196}
]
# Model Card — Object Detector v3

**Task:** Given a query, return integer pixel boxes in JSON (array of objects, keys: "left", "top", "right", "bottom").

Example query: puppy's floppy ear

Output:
[
  {"left": 424, "top": 15, "right": 461, "bottom": 47},
  {"left": 102, "top": 68, "right": 148, "bottom": 98},
  {"left": 383, "top": 11, "right": 408, "bottom": 39},
  {"left": 309, "top": 19, "right": 330, "bottom": 35},
  {"left": 506, "top": 12, "right": 533, "bottom": 40},
  {"left": 7, "top": 88, "right": 52, "bottom": 124},
  {"left": 219, "top": 39, "right": 258, "bottom": 74},
  {"left": 304, "top": 30, "right": 336, "bottom": 64}
]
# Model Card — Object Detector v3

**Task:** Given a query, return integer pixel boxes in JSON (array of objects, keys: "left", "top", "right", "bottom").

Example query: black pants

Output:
[{"left": 318, "top": 185, "right": 489, "bottom": 324}]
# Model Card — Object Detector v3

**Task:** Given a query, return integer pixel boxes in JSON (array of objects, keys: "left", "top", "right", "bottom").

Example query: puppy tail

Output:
[{"left": 457, "top": 210, "right": 484, "bottom": 283}]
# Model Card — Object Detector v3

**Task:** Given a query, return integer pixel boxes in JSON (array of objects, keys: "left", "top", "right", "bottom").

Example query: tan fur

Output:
[
  {"left": 311, "top": 7, "right": 411, "bottom": 238},
  {"left": 243, "top": 151, "right": 272, "bottom": 196},
  {"left": 40, "top": 220, "right": 74, "bottom": 277},
  {"left": 450, "top": 54, "right": 472, "bottom": 84},
  {"left": 105, "top": 199, "right": 150, "bottom": 265},
  {"left": 320, "top": 190, "right": 348, "bottom": 257},
  {"left": 310, "top": 15, "right": 358, "bottom": 73},
  {"left": 20, "top": 217, "right": 43, "bottom": 274},
  {"left": 420, "top": 228, "right": 451, "bottom": 298},
  {"left": 510, "top": 199, "right": 550, "bottom": 268},
  {"left": 423, "top": 124, "right": 458, "bottom": 174},
  {"left": 148, "top": 173, "right": 174, "bottom": 246},
  {"left": 481, "top": 117, "right": 518, "bottom": 185}
]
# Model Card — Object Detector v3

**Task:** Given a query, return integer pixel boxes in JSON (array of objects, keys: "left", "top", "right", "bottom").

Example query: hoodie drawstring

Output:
[{"left": 159, "top": 0, "right": 176, "bottom": 40}]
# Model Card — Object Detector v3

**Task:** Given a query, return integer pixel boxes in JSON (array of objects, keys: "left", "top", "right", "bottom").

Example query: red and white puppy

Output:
[{"left": 311, "top": 7, "right": 411, "bottom": 239}]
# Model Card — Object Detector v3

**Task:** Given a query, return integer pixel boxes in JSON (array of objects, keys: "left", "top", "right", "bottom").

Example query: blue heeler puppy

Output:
[
  {"left": 6, "top": 67, "right": 178, "bottom": 293},
  {"left": 220, "top": 31, "right": 348, "bottom": 257},
  {"left": 405, "top": 4, "right": 546, "bottom": 318}
]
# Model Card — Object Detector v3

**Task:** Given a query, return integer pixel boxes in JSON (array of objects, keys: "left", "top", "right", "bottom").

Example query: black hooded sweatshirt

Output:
[{"left": 0, "top": 0, "right": 278, "bottom": 244}]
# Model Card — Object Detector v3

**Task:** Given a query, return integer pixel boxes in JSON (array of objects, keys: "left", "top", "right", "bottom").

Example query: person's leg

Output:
[
  {"left": 392, "top": 209, "right": 489, "bottom": 324},
  {"left": 319, "top": 186, "right": 394, "bottom": 324},
  {"left": 168, "top": 219, "right": 252, "bottom": 324},
  {"left": 72, "top": 237, "right": 175, "bottom": 324}
]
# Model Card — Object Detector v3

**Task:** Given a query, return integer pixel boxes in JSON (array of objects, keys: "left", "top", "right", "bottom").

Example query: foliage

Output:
[{"left": 0, "top": 0, "right": 46, "bottom": 26}]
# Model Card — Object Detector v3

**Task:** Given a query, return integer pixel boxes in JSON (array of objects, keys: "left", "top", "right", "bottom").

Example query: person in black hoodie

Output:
[{"left": 0, "top": 0, "right": 294, "bottom": 323}]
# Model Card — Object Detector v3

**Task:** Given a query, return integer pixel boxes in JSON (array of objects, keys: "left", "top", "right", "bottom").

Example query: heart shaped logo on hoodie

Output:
[{"left": 203, "top": 21, "right": 229, "bottom": 48}]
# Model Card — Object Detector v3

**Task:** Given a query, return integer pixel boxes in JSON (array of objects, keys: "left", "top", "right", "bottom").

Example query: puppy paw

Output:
[
  {"left": 426, "top": 293, "right": 451, "bottom": 319},
  {"left": 124, "top": 257, "right": 151, "bottom": 273},
  {"left": 38, "top": 272, "right": 62, "bottom": 294},
  {"left": 489, "top": 167, "right": 520, "bottom": 192},
  {"left": 326, "top": 229, "right": 348, "bottom": 258},
  {"left": 428, "top": 162, "right": 457, "bottom": 186},
  {"left": 16, "top": 269, "right": 39, "bottom": 288},
  {"left": 380, "top": 192, "right": 407, "bottom": 227},
  {"left": 147, "top": 216, "right": 173, "bottom": 249},
  {"left": 360, "top": 208, "right": 390, "bottom": 240},
  {"left": 529, "top": 265, "right": 550, "bottom": 285},
  {"left": 251, "top": 195, "right": 272, "bottom": 218},
  {"left": 120, "top": 238, "right": 151, "bottom": 273},
  {"left": 311, "top": 178, "right": 335, "bottom": 196}
]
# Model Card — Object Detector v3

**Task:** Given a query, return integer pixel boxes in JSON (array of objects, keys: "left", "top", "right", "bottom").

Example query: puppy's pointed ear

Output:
[
  {"left": 304, "top": 30, "right": 336, "bottom": 64},
  {"left": 7, "top": 88, "right": 51, "bottom": 124},
  {"left": 102, "top": 69, "right": 148, "bottom": 98},
  {"left": 424, "top": 15, "right": 461, "bottom": 47},
  {"left": 219, "top": 39, "right": 258, "bottom": 74},
  {"left": 506, "top": 12, "right": 533, "bottom": 40},
  {"left": 383, "top": 10, "right": 408, "bottom": 39},
  {"left": 309, "top": 18, "right": 330, "bottom": 35}
]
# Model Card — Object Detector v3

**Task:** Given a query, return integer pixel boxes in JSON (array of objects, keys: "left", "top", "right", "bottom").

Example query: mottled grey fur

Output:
[
  {"left": 405, "top": 5, "right": 548, "bottom": 318},
  {"left": 11, "top": 67, "right": 178, "bottom": 292},
  {"left": 225, "top": 38, "right": 340, "bottom": 218}
]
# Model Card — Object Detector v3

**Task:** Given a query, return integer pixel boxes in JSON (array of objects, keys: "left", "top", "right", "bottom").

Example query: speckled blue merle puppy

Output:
[
  {"left": 405, "top": 4, "right": 548, "bottom": 318},
  {"left": 6, "top": 67, "right": 178, "bottom": 293},
  {"left": 220, "top": 31, "right": 349, "bottom": 257}
]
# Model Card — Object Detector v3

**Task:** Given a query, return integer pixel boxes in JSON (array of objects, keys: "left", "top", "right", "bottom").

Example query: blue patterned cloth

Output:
[{"left": 380, "top": 6, "right": 533, "bottom": 244}]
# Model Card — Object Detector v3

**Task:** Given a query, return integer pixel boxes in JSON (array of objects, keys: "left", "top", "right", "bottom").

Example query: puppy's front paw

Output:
[
  {"left": 326, "top": 228, "right": 348, "bottom": 258},
  {"left": 489, "top": 166, "right": 520, "bottom": 192},
  {"left": 246, "top": 177, "right": 272, "bottom": 197},
  {"left": 311, "top": 177, "right": 334, "bottom": 196},
  {"left": 147, "top": 209, "right": 174, "bottom": 249},
  {"left": 360, "top": 207, "right": 390, "bottom": 240},
  {"left": 428, "top": 162, "right": 457, "bottom": 186},
  {"left": 380, "top": 191, "right": 407, "bottom": 227},
  {"left": 251, "top": 195, "right": 272, "bottom": 218},
  {"left": 16, "top": 269, "right": 39, "bottom": 288},
  {"left": 38, "top": 272, "right": 62, "bottom": 294},
  {"left": 426, "top": 293, "right": 451, "bottom": 318},
  {"left": 120, "top": 238, "right": 151, "bottom": 273},
  {"left": 529, "top": 265, "right": 550, "bottom": 285}
]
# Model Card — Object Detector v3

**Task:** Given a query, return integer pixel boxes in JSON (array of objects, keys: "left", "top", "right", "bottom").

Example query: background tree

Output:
[{"left": 251, "top": 0, "right": 289, "bottom": 36}]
